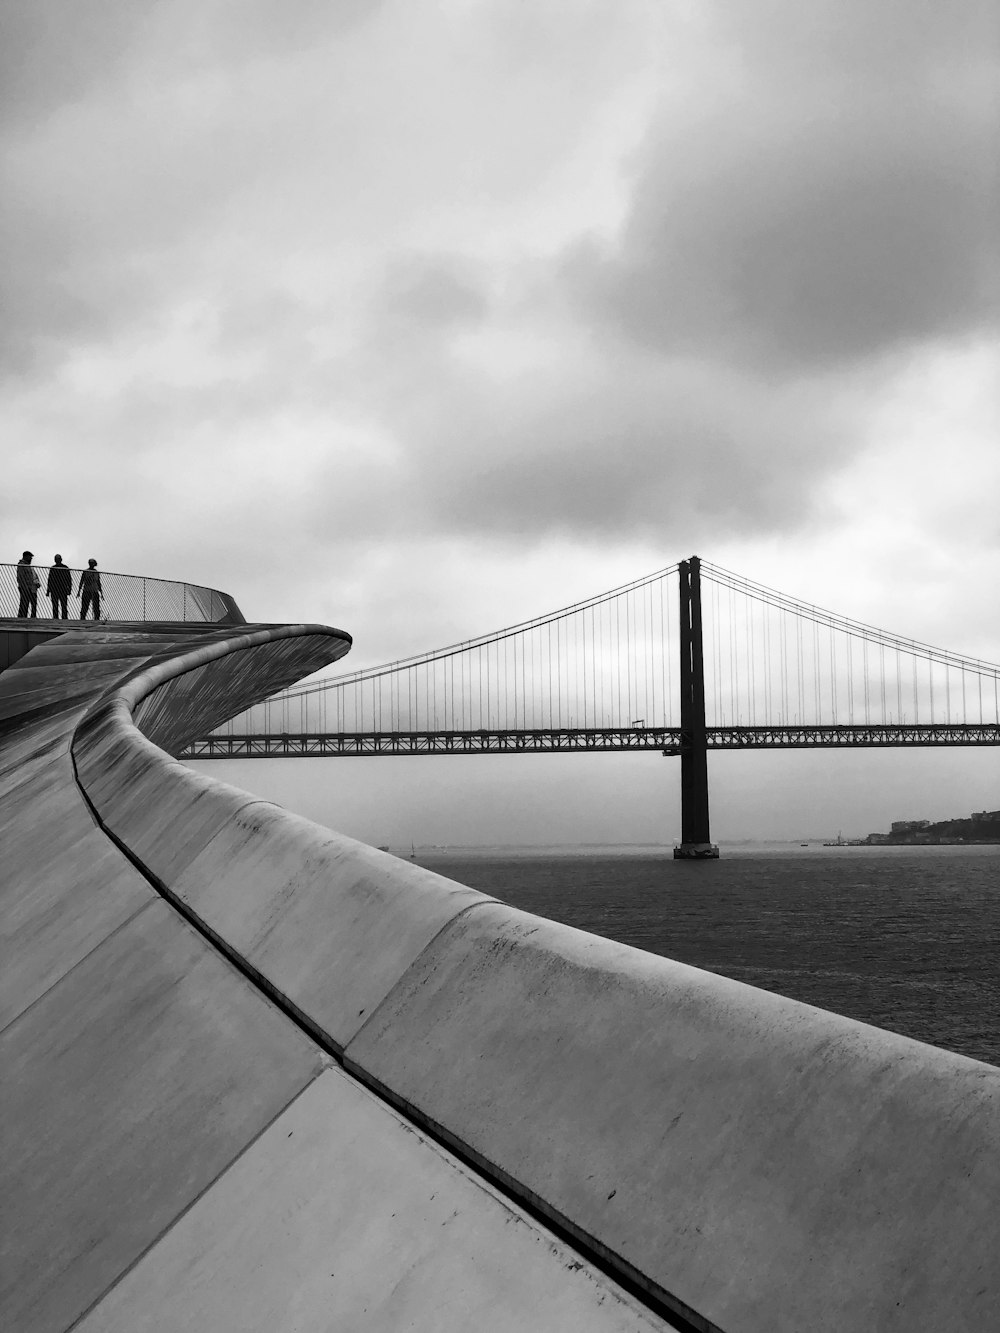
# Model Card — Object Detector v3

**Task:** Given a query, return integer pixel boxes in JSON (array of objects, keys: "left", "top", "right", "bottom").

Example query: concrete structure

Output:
[
  {"left": 3, "top": 604, "right": 999, "bottom": 1332},
  {"left": 1, "top": 618, "right": 677, "bottom": 1333}
]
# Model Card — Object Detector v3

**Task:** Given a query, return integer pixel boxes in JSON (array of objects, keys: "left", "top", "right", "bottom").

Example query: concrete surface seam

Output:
[
  {"left": 0, "top": 899, "right": 157, "bottom": 1042},
  {"left": 64, "top": 636, "right": 704, "bottom": 1330},
  {"left": 345, "top": 896, "right": 500, "bottom": 1050},
  {"left": 69, "top": 735, "right": 347, "bottom": 1061},
  {"left": 141, "top": 795, "right": 282, "bottom": 869},
  {"left": 62, "top": 1069, "right": 329, "bottom": 1333},
  {"left": 337, "top": 1056, "right": 717, "bottom": 1333},
  {"left": 69, "top": 735, "right": 702, "bottom": 1331},
  {"left": 338, "top": 903, "right": 719, "bottom": 1331}
]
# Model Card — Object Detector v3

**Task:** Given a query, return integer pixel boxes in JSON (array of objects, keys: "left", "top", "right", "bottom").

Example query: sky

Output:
[{"left": 4, "top": 0, "right": 998, "bottom": 844}]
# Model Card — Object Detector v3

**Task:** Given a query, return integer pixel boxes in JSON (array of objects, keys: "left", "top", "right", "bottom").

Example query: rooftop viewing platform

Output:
[
  {"left": 1, "top": 559, "right": 246, "bottom": 674},
  {"left": 1, "top": 559, "right": 245, "bottom": 627}
]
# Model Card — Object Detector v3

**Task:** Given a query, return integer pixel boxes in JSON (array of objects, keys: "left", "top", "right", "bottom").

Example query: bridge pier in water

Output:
[{"left": 674, "top": 556, "right": 719, "bottom": 859}]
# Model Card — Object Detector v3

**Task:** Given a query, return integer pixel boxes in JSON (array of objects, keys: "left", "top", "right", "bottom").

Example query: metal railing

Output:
[{"left": 0, "top": 562, "right": 245, "bottom": 625}]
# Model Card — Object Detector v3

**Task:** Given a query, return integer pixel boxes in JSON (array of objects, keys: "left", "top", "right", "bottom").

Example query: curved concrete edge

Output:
[
  {"left": 123, "top": 622, "right": 351, "bottom": 754},
  {"left": 166, "top": 801, "right": 495, "bottom": 1052},
  {"left": 74, "top": 640, "right": 502, "bottom": 1054},
  {"left": 113, "top": 621, "right": 350, "bottom": 710},
  {"left": 5, "top": 623, "right": 678, "bottom": 1333},
  {"left": 72, "top": 625, "right": 351, "bottom": 862},
  {"left": 345, "top": 903, "right": 1000, "bottom": 1333},
  {"left": 1, "top": 624, "right": 341, "bottom": 1332},
  {"left": 73, "top": 628, "right": 1000, "bottom": 1333}
]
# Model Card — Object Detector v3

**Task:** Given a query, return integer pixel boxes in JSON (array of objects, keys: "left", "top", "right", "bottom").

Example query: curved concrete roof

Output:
[
  {"left": 1, "top": 621, "right": 680, "bottom": 1333},
  {"left": 3, "top": 617, "right": 998, "bottom": 1332}
]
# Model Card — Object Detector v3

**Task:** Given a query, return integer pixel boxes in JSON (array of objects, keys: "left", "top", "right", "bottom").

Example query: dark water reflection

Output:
[{"left": 419, "top": 844, "right": 1000, "bottom": 1067}]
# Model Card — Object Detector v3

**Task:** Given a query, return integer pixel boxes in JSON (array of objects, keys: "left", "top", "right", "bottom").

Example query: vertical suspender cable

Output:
[
  {"left": 848, "top": 634, "right": 856, "bottom": 724},
  {"left": 928, "top": 653, "right": 933, "bottom": 724},
  {"left": 625, "top": 591, "right": 633, "bottom": 724},
  {"left": 731, "top": 583, "right": 738, "bottom": 726},
  {"left": 616, "top": 597, "right": 622, "bottom": 727}
]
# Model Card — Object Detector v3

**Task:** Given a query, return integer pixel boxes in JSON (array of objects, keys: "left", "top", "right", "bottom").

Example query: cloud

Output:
[
  {"left": 2, "top": 0, "right": 997, "bottom": 623},
  {"left": 3, "top": 0, "right": 995, "bottom": 852},
  {"left": 0, "top": 0, "right": 648, "bottom": 379},
  {"left": 573, "top": 102, "right": 996, "bottom": 370},
  {"left": 0, "top": 0, "right": 382, "bottom": 129},
  {"left": 376, "top": 256, "right": 490, "bottom": 331},
  {"left": 565, "top": 0, "right": 999, "bottom": 371},
  {"left": 334, "top": 319, "right": 863, "bottom": 545},
  {"left": 0, "top": 0, "right": 146, "bottom": 131}
]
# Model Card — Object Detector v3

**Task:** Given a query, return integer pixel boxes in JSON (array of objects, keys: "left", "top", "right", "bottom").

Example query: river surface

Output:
[{"left": 416, "top": 843, "right": 1000, "bottom": 1067}]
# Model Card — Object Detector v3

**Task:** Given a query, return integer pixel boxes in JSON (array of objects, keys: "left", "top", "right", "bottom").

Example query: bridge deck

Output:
[{"left": 182, "top": 723, "right": 1000, "bottom": 758}]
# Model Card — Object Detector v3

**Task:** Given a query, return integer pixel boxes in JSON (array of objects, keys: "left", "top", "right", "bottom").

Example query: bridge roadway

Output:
[{"left": 182, "top": 721, "right": 1000, "bottom": 758}]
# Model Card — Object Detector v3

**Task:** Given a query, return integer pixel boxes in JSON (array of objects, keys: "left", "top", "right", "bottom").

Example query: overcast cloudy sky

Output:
[{"left": 4, "top": 0, "right": 998, "bottom": 843}]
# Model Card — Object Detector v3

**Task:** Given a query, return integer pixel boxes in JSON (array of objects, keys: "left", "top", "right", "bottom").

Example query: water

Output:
[{"left": 418, "top": 843, "right": 1000, "bottom": 1067}]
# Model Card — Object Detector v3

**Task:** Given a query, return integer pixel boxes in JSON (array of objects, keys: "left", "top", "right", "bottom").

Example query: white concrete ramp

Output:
[
  {"left": 1, "top": 624, "right": 679, "bottom": 1333},
  {"left": 70, "top": 618, "right": 1000, "bottom": 1333},
  {"left": 76, "top": 1070, "right": 669, "bottom": 1333}
]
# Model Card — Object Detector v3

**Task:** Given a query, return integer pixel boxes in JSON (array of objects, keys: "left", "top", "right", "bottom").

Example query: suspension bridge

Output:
[{"left": 181, "top": 557, "right": 1000, "bottom": 858}]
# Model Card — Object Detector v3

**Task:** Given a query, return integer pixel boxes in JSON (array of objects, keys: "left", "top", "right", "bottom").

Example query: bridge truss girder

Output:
[
  {"left": 706, "top": 723, "right": 1000, "bottom": 749},
  {"left": 180, "top": 722, "right": 1000, "bottom": 760}
]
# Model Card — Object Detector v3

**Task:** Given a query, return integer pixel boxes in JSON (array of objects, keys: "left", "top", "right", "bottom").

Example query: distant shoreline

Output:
[
  {"left": 869, "top": 838, "right": 1000, "bottom": 847},
  {"left": 398, "top": 840, "right": 1000, "bottom": 855},
  {"left": 850, "top": 839, "right": 999, "bottom": 848},
  {"left": 866, "top": 810, "right": 1000, "bottom": 847}
]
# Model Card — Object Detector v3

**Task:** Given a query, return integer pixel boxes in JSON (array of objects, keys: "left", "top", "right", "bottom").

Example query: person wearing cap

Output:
[
  {"left": 47, "top": 554, "right": 72, "bottom": 619},
  {"left": 16, "top": 551, "right": 40, "bottom": 618},
  {"left": 78, "top": 558, "right": 102, "bottom": 620}
]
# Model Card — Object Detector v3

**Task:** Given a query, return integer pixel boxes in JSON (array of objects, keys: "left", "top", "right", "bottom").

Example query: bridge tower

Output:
[{"left": 674, "top": 557, "right": 719, "bottom": 859}]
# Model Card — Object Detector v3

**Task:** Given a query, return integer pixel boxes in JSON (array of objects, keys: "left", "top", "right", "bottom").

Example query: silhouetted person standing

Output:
[
  {"left": 79, "top": 558, "right": 102, "bottom": 620},
  {"left": 16, "top": 551, "right": 39, "bottom": 618},
  {"left": 47, "top": 555, "right": 71, "bottom": 619}
]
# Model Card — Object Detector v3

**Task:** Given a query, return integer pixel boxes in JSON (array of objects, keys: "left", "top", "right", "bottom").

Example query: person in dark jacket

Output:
[
  {"left": 79, "top": 558, "right": 102, "bottom": 620},
  {"left": 16, "top": 551, "right": 39, "bottom": 618},
  {"left": 47, "top": 555, "right": 72, "bottom": 618}
]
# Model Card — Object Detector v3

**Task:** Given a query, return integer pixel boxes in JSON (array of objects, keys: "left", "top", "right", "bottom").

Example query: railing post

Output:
[{"left": 675, "top": 556, "right": 719, "bottom": 859}]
